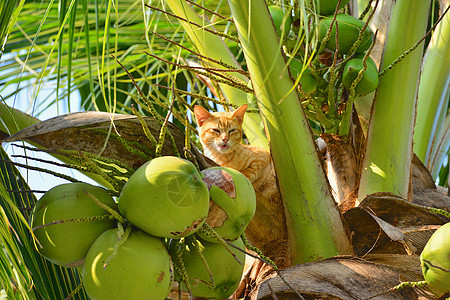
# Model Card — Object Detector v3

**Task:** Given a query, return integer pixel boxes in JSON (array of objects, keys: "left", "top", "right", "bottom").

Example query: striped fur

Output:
[{"left": 194, "top": 105, "right": 277, "bottom": 196}]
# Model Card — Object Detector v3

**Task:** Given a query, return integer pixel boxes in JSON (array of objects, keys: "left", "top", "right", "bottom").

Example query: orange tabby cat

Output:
[
  {"left": 194, "top": 104, "right": 291, "bottom": 269},
  {"left": 193, "top": 104, "right": 277, "bottom": 196}
]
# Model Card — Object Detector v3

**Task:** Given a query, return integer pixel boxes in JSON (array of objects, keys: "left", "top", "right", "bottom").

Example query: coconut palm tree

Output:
[{"left": 0, "top": 0, "right": 449, "bottom": 298}]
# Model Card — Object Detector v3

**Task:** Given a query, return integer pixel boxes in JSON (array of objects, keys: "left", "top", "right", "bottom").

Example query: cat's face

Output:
[{"left": 194, "top": 105, "right": 247, "bottom": 154}]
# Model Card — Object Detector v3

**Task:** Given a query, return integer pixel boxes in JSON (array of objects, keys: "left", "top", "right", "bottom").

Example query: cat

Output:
[
  {"left": 193, "top": 104, "right": 277, "bottom": 197},
  {"left": 194, "top": 104, "right": 291, "bottom": 267},
  {"left": 194, "top": 104, "right": 291, "bottom": 269}
]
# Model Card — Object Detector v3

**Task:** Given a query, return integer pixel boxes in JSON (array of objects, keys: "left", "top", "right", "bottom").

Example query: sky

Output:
[{"left": 2, "top": 79, "right": 97, "bottom": 198}]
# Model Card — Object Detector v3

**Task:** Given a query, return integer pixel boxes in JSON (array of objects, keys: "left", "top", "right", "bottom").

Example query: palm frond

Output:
[
  {"left": 2, "top": 0, "right": 187, "bottom": 114},
  {"left": 0, "top": 146, "right": 88, "bottom": 299}
]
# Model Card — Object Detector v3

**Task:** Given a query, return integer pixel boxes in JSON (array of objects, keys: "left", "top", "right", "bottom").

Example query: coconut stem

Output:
[
  {"left": 191, "top": 236, "right": 215, "bottom": 287},
  {"left": 363, "top": 280, "right": 428, "bottom": 300},
  {"left": 57, "top": 148, "right": 135, "bottom": 176},
  {"left": 183, "top": 148, "right": 201, "bottom": 172},
  {"left": 197, "top": 223, "right": 242, "bottom": 265},
  {"left": 32, "top": 215, "right": 114, "bottom": 231},
  {"left": 358, "top": 0, "right": 373, "bottom": 20},
  {"left": 348, "top": 33, "right": 377, "bottom": 99},
  {"left": 239, "top": 233, "right": 307, "bottom": 300},
  {"left": 90, "top": 127, "right": 153, "bottom": 161},
  {"left": 173, "top": 238, "right": 193, "bottom": 298},
  {"left": 347, "top": 0, "right": 378, "bottom": 56},
  {"left": 1, "top": 159, "right": 79, "bottom": 183},
  {"left": 335, "top": 0, "right": 380, "bottom": 71},
  {"left": 132, "top": 105, "right": 158, "bottom": 149},
  {"left": 338, "top": 31, "right": 378, "bottom": 136},
  {"left": 15, "top": 145, "right": 133, "bottom": 191},
  {"left": 422, "top": 259, "right": 450, "bottom": 273},
  {"left": 240, "top": 233, "right": 277, "bottom": 270},
  {"left": 78, "top": 151, "right": 123, "bottom": 191},
  {"left": 378, "top": 5, "right": 449, "bottom": 78},
  {"left": 155, "top": 100, "right": 175, "bottom": 158},
  {"left": 184, "top": 113, "right": 191, "bottom": 158},
  {"left": 103, "top": 224, "right": 133, "bottom": 269},
  {"left": 64, "top": 282, "right": 83, "bottom": 300},
  {"left": 84, "top": 191, "right": 125, "bottom": 224},
  {"left": 111, "top": 53, "right": 164, "bottom": 125},
  {"left": 317, "top": 8, "right": 339, "bottom": 55},
  {"left": 145, "top": 51, "right": 250, "bottom": 92},
  {"left": 426, "top": 207, "right": 450, "bottom": 219}
]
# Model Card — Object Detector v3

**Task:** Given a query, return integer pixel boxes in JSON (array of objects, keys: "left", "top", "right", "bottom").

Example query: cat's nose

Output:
[{"left": 221, "top": 136, "right": 229, "bottom": 143}]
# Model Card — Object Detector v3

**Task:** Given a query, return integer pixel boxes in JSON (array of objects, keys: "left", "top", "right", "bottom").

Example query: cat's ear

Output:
[
  {"left": 232, "top": 104, "right": 248, "bottom": 124},
  {"left": 194, "top": 106, "right": 212, "bottom": 127}
]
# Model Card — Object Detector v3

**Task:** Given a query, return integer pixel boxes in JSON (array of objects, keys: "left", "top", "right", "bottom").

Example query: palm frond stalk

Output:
[
  {"left": 358, "top": 0, "right": 432, "bottom": 202},
  {"left": 413, "top": 5, "right": 450, "bottom": 169},
  {"left": 429, "top": 111, "right": 450, "bottom": 179},
  {"left": 227, "top": 0, "right": 352, "bottom": 264}
]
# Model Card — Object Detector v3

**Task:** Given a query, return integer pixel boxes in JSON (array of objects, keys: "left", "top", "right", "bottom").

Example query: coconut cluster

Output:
[
  {"left": 269, "top": 0, "right": 379, "bottom": 99},
  {"left": 30, "top": 155, "right": 256, "bottom": 299}
]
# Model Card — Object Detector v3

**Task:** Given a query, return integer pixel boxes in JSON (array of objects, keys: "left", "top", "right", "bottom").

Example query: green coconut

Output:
[
  {"left": 342, "top": 54, "right": 379, "bottom": 95},
  {"left": 318, "top": 14, "right": 374, "bottom": 54},
  {"left": 268, "top": 5, "right": 292, "bottom": 36},
  {"left": 312, "top": 0, "right": 350, "bottom": 16},
  {"left": 420, "top": 222, "right": 450, "bottom": 295},
  {"left": 289, "top": 58, "right": 318, "bottom": 94},
  {"left": 82, "top": 228, "right": 172, "bottom": 300},
  {"left": 31, "top": 182, "right": 116, "bottom": 268},
  {"left": 118, "top": 156, "right": 210, "bottom": 238},
  {"left": 177, "top": 237, "right": 245, "bottom": 298},
  {"left": 198, "top": 167, "right": 256, "bottom": 242}
]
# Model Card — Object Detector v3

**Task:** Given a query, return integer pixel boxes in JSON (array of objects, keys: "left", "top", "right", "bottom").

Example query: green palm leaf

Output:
[
  {"left": 1, "top": 0, "right": 185, "bottom": 115},
  {"left": 0, "top": 146, "right": 87, "bottom": 299}
]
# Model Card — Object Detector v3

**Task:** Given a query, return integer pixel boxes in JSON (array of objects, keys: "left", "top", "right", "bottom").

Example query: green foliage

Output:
[
  {"left": 0, "top": 0, "right": 449, "bottom": 296},
  {"left": 0, "top": 147, "right": 88, "bottom": 299},
  {"left": 0, "top": 0, "right": 224, "bottom": 128},
  {"left": 0, "top": 0, "right": 21, "bottom": 57}
]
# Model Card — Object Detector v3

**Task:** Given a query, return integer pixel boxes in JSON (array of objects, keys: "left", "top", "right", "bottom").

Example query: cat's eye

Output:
[
  {"left": 229, "top": 129, "right": 237, "bottom": 133},
  {"left": 211, "top": 128, "right": 220, "bottom": 133}
]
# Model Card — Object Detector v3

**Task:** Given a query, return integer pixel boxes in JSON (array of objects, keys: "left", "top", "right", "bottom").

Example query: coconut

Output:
[
  {"left": 177, "top": 237, "right": 245, "bottom": 298},
  {"left": 198, "top": 167, "right": 256, "bottom": 242},
  {"left": 318, "top": 14, "right": 374, "bottom": 54},
  {"left": 118, "top": 156, "right": 210, "bottom": 238},
  {"left": 30, "top": 182, "right": 116, "bottom": 268},
  {"left": 420, "top": 222, "right": 450, "bottom": 295},
  {"left": 313, "top": 0, "right": 350, "bottom": 16},
  {"left": 342, "top": 54, "right": 379, "bottom": 95},
  {"left": 268, "top": 5, "right": 292, "bottom": 36},
  {"left": 82, "top": 228, "right": 172, "bottom": 300},
  {"left": 289, "top": 58, "right": 318, "bottom": 94}
]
